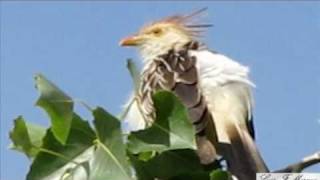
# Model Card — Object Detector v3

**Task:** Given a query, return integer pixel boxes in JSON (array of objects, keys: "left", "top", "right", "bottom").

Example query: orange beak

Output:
[{"left": 119, "top": 35, "right": 143, "bottom": 46}]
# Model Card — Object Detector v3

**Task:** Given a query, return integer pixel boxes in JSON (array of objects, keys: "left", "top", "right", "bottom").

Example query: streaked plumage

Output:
[{"left": 120, "top": 9, "right": 268, "bottom": 180}]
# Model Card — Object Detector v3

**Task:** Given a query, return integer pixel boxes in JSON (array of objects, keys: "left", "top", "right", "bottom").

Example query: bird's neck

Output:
[{"left": 139, "top": 40, "right": 192, "bottom": 64}]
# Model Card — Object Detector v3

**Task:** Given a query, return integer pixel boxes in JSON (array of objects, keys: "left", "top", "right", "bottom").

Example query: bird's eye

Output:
[{"left": 152, "top": 28, "right": 162, "bottom": 35}]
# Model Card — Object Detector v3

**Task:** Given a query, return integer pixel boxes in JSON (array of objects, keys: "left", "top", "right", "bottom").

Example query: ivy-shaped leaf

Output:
[
  {"left": 27, "top": 113, "right": 95, "bottom": 180},
  {"left": 34, "top": 74, "right": 73, "bottom": 144},
  {"left": 90, "top": 107, "right": 132, "bottom": 180},
  {"left": 9, "top": 116, "right": 46, "bottom": 158},
  {"left": 130, "top": 149, "right": 205, "bottom": 180},
  {"left": 127, "top": 91, "right": 197, "bottom": 153}
]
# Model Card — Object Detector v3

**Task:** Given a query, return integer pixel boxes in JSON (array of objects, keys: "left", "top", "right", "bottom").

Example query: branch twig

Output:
[{"left": 274, "top": 151, "right": 320, "bottom": 172}]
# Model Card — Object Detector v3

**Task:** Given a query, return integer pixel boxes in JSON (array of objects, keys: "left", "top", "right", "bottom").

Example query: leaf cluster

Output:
[{"left": 9, "top": 61, "right": 230, "bottom": 180}]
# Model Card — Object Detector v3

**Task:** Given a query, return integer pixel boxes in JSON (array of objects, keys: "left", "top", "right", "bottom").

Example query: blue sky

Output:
[{"left": 1, "top": 2, "right": 319, "bottom": 180}]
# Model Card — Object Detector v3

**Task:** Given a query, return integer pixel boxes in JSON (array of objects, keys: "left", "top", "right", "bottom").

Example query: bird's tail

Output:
[{"left": 220, "top": 123, "right": 269, "bottom": 180}]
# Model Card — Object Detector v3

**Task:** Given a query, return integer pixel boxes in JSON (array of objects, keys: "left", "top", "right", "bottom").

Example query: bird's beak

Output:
[{"left": 119, "top": 35, "right": 143, "bottom": 46}]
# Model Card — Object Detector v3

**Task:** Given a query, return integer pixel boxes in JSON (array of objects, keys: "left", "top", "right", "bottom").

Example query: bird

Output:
[{"left": 120, "top": 8, "right": 269, "bottom": 180}]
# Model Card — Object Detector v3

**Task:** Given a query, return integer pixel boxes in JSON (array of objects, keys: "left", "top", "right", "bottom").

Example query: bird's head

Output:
[{"left": 120, "top": 8, "right": 211, "bottom": 62}]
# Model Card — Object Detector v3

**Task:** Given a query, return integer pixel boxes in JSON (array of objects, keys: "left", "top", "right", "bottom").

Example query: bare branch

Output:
[{"left": 274, "top": 151, "right": 320, "bottom": 172}]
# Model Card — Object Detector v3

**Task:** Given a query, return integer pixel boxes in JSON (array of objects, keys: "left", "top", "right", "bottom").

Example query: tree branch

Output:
[{"left": 274, "top": 151, "right": 320, "bottom": 172}]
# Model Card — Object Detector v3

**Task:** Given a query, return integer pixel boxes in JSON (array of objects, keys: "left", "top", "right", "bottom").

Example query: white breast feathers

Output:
[{"left": 189, "top": 50, "right": 254, "bottom": 89}]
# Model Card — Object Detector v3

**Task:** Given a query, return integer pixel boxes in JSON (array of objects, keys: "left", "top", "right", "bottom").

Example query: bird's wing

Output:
[
  {"left": 190, "top": 50, "right": 255, "bottom": 143},
  {"left": 191, "top": 50, "right": 268, "bottom": 179},
  {"left": 204, "top": 82, "right": 254, "bottom": 144}
]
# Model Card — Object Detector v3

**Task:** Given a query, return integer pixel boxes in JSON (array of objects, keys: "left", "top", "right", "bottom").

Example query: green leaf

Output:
[
  {"left": 90, "top": 107, "right": 132, "bottom": 180},
  {"left": 127, "top": 59, "right": 140, "bottom": 93},
  {"left": 9, "top": 116, "right": 46, "bottom": 158},
  {"left": 210, "top": 169, "right": 231, "bottom": 180},
  {"left": 130, "top": 149, "right": 205, "bottom": 180},
  {"left": 118, "top": 59, "right": 141, "bottom": 120},
  {"left": 27, "top": 113, "right": 95, "bottom": 180},
  {"left": 34, "top": 74, "right": 73, "bottom": 144},
  {"left": 138, "top": 151, "right": 156, "bottom": 162},
  {"left": 169, "top": 172, "right": 210, "bottom": 180},
  {"left": 127, "top": 91, "right": 196, "bottom": 153}
]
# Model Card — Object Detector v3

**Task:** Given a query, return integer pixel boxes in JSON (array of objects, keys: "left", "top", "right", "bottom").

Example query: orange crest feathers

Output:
[{"left": 154, "top": 7, "right": 212, "bottom": 37}]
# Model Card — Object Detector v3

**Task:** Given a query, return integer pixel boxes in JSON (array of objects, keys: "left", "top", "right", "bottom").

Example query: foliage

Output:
[{"left": 9, "top": 61, "right": 229, "bottom": 180}]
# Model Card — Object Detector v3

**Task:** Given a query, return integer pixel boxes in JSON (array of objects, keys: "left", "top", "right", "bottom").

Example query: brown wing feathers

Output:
[{"left": 138, "top": 41, "right": 217, "bottom": 164}]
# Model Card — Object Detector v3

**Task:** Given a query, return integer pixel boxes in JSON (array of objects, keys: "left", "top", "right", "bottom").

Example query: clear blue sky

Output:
[{"left": 1, "top": 2, "right": 319, "bottom": 180}]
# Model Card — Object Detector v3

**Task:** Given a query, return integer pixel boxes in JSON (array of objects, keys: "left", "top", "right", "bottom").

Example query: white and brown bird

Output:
[{"left": 120, "top": 9, "right": 269, "bottom": 180}]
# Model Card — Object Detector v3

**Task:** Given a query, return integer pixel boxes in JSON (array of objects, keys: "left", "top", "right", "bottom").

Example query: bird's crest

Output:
[{"left": 141, "top": 8, "right": 212, "bottom": 37}]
